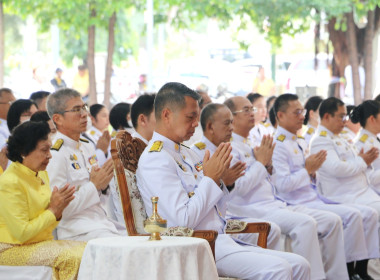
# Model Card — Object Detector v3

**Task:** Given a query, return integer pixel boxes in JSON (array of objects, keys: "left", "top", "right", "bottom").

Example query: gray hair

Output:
[
  {"left": 154, "top": 82, "right": 200, "bottom": 120},
  {"left": 47, "top": 88, "right": 81, "bottom": 118}
]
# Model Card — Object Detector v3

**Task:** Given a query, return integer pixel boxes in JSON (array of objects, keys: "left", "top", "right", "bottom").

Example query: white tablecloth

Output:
[{"left": 78, "top": 236, "right": 218, "bottom": 280}]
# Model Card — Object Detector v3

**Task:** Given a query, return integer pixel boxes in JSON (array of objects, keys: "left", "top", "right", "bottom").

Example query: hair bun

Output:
[{"left": 350, "top": 105, "right": 360, "bottom": 123}]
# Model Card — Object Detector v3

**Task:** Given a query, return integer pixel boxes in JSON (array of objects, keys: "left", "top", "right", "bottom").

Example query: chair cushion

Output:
[
  {"left": 161, "top": 226, "right": 194, "bottom": 237},
  {"left": 113, "top": 169, "right": 148, "bottom": 234},
  {"left": 226, "top": 220, "right": 247, "bottom": 233}
]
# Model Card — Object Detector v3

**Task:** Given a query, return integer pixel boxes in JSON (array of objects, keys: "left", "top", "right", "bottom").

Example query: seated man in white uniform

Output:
[
  {"left": 272, "top": 94, "right": 379, "bottom": 280},
  {"left": 223, "top": 96, "right": 344, "bottom": 280},
  {"left": 311, "top": 97, "right": 380, "bottom": 279},
  {"left": 137, "top": 82, "right": 310, "bottom": 280},
  {"left": 46, "top": 88, "right": 126, "bottom": 241},
  {"left": 191, "top": 103, "right": 283, "bottom": 251}
]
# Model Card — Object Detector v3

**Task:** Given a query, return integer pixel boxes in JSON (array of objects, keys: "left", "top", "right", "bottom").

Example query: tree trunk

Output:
[
  {"left": 327, "top": 18, "right": 349, "bottom": 98},
  {"left": 346, "top": 12, "right": 362, "bottom": 105},
  {"left": 104, "top": 12, "right": 116, "bottom": 109},
  {"left": 364, "top": 10, "right": 375, "bottom": 100},
  {"left": 0, "top": 1, "right": 4, "bottom": 87},
  {"left": 87, "top": 8, "right": 97, "bottom": 105}
]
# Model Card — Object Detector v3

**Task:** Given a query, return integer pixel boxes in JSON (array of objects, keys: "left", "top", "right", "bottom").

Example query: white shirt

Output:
[
  {"left": 131, "top": 131, "right": 148, "bottom": 145},
  {"left": 47, "top": 131, "right": 120, "bottom": 240},
  {"left": 227, "top": 132, "right": 285, "bottom": 217},
  {"left": 272, "top": 126, "right": 321, "bottom": 205},
  {"left": 310, "top": 125, "right": 380, "bottom": 204},
  {"left": 355, "top": 128, "right": 380, "bottom": 194},
  {"left": 0, "top": 118, "right": 9, "bottom": 149},
  {"left": 303, "top": 124, "right": 317, "bottom": 147},
  {"left": 249, "top": 122, "right": 273, "bottom": 148},
  {"left": 340, "top": 128, "right": 358, "bottom": 144}
]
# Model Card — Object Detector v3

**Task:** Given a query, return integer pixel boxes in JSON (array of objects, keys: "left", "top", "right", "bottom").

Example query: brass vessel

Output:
[{"left": 143, "top": 197, "right": 167, "bottom": 241}]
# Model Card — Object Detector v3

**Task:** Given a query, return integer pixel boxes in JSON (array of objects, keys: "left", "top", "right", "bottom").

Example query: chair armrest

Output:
[
  {"left": 193, "top": 230, "right": 218, "bottom": 260},
  {"left": 226, "top": 222, "right": 271, "bottom": 249}
]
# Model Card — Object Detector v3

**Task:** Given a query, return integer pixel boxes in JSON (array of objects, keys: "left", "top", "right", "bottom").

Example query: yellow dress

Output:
[{"left": 0, "top": 161, "right": 86, "bottom": 280}]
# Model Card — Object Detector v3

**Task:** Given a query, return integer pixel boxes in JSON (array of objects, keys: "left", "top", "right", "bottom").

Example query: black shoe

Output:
[
  {"left": 350, "top": 274, "right": 364, "bottom": 280},
  {"left": 359, "top": 275, "right": 375, "bottom": 280}
]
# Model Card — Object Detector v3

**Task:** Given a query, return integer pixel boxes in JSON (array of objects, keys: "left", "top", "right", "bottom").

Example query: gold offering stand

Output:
[{"left": 144, "top": 197, "right": 167, "bottom": 241}]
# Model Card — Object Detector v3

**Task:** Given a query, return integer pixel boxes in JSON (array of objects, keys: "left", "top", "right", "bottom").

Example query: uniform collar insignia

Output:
[{"left": 320, "top": 131, "right": 327, "bottom": 137}]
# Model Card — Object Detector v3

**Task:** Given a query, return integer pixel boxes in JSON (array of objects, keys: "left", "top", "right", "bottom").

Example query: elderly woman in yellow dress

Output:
[{"left": 0, "top": 121, "right": 86, "bottom": 280}]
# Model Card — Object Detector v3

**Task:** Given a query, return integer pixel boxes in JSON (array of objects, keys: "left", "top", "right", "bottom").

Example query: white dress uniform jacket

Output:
[
  {"left": 0, "top": 118, "right": 9, "bottom": 149},
  {"left": 137, "top": 132, "right": 310, "bottom": 280},
  {"left": 340, "top": 128, "right": 357, "bottom": 144},
  {"left": 47, "top": 131, "right": 124, "bottom": 241},
  {"left": 249, "top": 122, "right": 273, "bottom": 147},
  {"left": 228, "top": 132, "right": 332, "bottom": 280},
  {"left": 310, "top": 125, "right": 380, "bottom": 206},
  {"left": 191, "top": 135, "right": 284, "bottom": 251},
  {"left": 355, "top": 129, "right": 380, "bottom": 195},
  {"left": 83, "top": 126, "right": 108, "bottom": 166},
  {"left": 273, "top": 126, "right": 379, "bottom": 263},
  {"left": 303, "top": 124, "right": 317, "bottom": 147}
]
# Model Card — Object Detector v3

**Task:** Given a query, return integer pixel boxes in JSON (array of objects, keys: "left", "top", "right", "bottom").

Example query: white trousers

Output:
[
  {"left": 249, "top": 207, "right": 325, "bottom": 280},
  {"left": 288, "top": 205, "right": 349, "bottom": 280},
  {"left": 305, "top": 201, "right": 380, "bottom": 260},
  {"left": 216, "top": 234, "right": 310, "bottom": 280}
]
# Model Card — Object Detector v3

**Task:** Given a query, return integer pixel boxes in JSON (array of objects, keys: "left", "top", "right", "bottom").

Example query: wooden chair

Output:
[{"left": 110, "top": 131, "right": 271, "bottom": 259}]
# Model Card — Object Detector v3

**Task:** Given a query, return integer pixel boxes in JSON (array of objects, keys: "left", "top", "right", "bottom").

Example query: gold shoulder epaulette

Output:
[
  {"left": 149, "top": 141, "right": 163, "bottom": 152},
  {"left": 263, "top": 122, "right": 271, "bottom": 128},
  {"left": 297, "top": 135, "right": 305, "bottom": 140},
  {"left": 80, "top": 138, "right": 89, "bottom": 143},
  {"left": 359, "top": 134, "right": 368, "bottom": 143},
  {"left": 307, "top": 127, "right": 314, "bottom": 135},
  {"left": 194, "top": 142, "right": 206, "bottom": 150},
  {"left": 51, "top": 139, "right": 63, "bottom": 151},
  {"left": 320, "top": 131, "right": 327, "bottom": 137},
  {"left": 277, "top": 134, "right": 286, "bottom": 142}
]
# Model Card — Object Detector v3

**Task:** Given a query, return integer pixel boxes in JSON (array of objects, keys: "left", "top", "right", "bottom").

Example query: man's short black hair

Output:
[
  {"left": 154, "top": 82, "right": 200, "bottom": 120},
  {"left": 273, "top": 93, "right": 298, "bottom": 119},
  {"left": 246, "top": 93, "right": 263, "bottom": 104},
  {"left": 30, "top": 91, "right": 50, "bottom": 102},
  {"left": 200, "top": 103, "right": 226, "bottom": 132},
  {"left": 7, "top": 121, "right": 50, "bottom": 163},
  {"left": 319, "top": 97, "right": 345, "bottom": 119},
  {"left": 109, "top": 102, "right": 132, "bottom": 130},
  {"left": 131, "top": 94, "right": 156, "bottom": 129}
]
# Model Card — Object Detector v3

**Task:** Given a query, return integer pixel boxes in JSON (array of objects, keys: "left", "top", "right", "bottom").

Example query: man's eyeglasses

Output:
[
  {"left": 337, "top": 114, "right": 349, "bottom": 122},
  {"left": 233, "top": 107, "right": 258, "bottom": 115},
  {"left": 293, "top": 109, "right": 307, "bottom": 117},
  {"left": 59, "top": 104, "right": 88, "bottom": 115}
]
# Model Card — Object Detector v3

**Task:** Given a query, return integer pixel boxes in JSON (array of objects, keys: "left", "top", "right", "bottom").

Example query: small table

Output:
[{"left": 78, "top": 236, "right": 218, "bottom": 280}]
